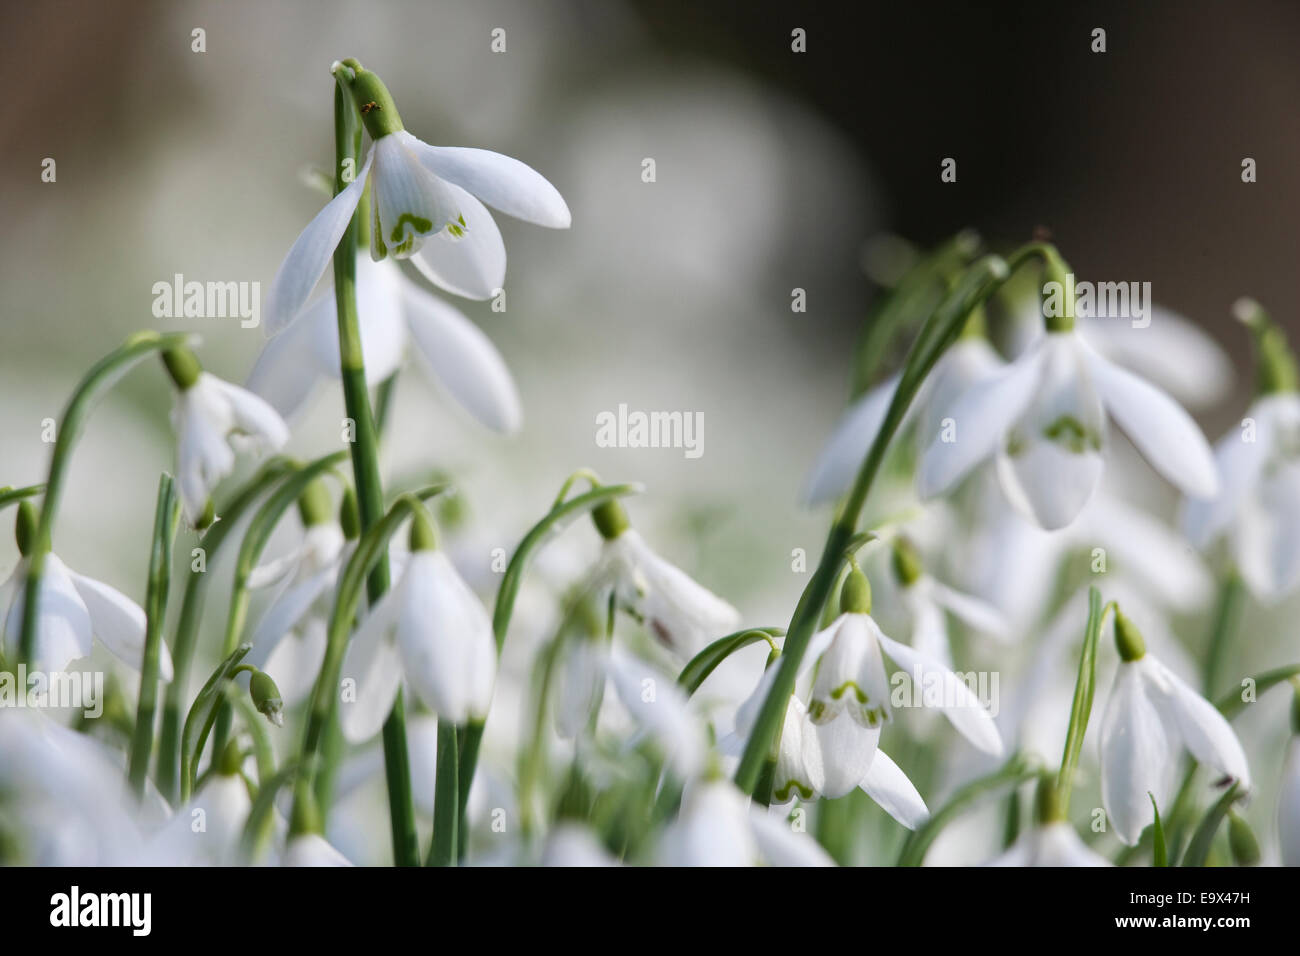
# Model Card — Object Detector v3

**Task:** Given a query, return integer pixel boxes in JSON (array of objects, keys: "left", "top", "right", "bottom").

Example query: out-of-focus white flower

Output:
[
  {"left": 606, "top": 648, "right": 707, "bottom": 778},
  {"left": 726, "top": 663, "right": 930, "bottom": 830},
  {"left": 987, "top": 821, "right": 1112, "bottom": 867},
  {"left": 657, "top": 779, "right": 834, "bottom": 867},
  {"left": 919, "top": 328, "right": 1219, "bottom": 530},
  {"left": 554, "top": 634, "right": 609, "bottom": 740},
  {"left": 805, "top": 334, "right": 1005, "bottom": 505},
  {"left": 282, "top": 833, "right": 354, "bottom": 867},
  {"left": 246, "top": 482, "right": 348, "bottom": 704},
  {"left": 147, "top": 743, "right": 251, "bottom": 866},
  {"left": 540, "top": 824, "right": 621, "bottom": 867},
  {"left": 1183, "top": 392, "right": 1300, "bottom": 603},
  {"left": 164, "top": 349, "right": 289, "bottom": 526},
  {"left": 265, "top": 61, "right": 569, "bottom": 331},
  {"left": 251, "top": 254, "right": 521, "bottom": 432},
  {"left": 340, "top": 510, "right": 495, "bottom": 739},
  {"left": 803, "top": 569, "right": 1002, "bottom": 798},
  {"left": 1, "top": 504, "right": 169, "bottom": 677},
  {"left": 1100, "top": 611, "right": 1250, "bottom": 845},
  {"left": 590, "top": 500, "right": 740, "bottom": 660}
]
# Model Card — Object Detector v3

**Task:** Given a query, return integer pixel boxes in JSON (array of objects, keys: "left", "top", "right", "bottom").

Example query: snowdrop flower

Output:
[
  {"left": 250, "top": 253, "right": 521, "bottom": 432},
  {"left": 1182, "top": 300, "right": 1300, "bottom": 602},
  {"left": 162, "top": 347, "right": 289, "bottom": 527},
  {"left": 1280, "top": 689, "right": 1300, "bottom": 867},
  {"left": 727, "top": 663, "right": 930, "bottom": 829},
  {"left": 265, "top": 59, "right": 570, "bottom": 334},
  {"left": 340, "top": 509, "right": 495, "bottom": 740},
  {"left": 246, "top": 480, "right": 349, "bottom": 704},
  {"left": 1, "top": 502, "right": 170, "bottom": 677},
  {"left": 540, "top": 824, "right": 621, "bottom": 867},
  {"left": 606, "top": 648, "right": 708, "bottom": 777},
  {"left": 282, "top": 789, "right": 353, "bottom": 867},
  {"left": 657, "top": 778, "right": 834, "bottom": 867},
  {"left": 1100, "top": 610, "right": 1250, "bottom": 845},
  {"left": 148, "top": 741, "right": 251, "bottom": 866},
  {"left": 918, "top": 267, "right": 1219, "bottom": 530},
  {"left": 887, "top": 536, "right": 1007, "bottom": 668},
  {"left": 805, "top": 323, "right": 1005, "bottom": 505},
  {"left": 987, "top": 774, "right": 1112, "bottom": 866},
  {"left": 804, "top": 567, "right": 1002, "bottom": 798},
  {"left": 589, "top": 499, "right": 741, "bottom": 659}
]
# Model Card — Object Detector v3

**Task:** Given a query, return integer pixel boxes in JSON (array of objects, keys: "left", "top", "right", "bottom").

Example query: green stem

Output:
[
  {"left": 1056, "top": 589, "right": 1111, "bottom": 815},
  {"left": 329, "top": 73, "right": 417, "bottom": 867},
  {"left": 17, "top": 332, "right": 192, "bottom": 664},
  {"left": 453, "top": 480, "right": 644, "bottom": 858},
  {"left": 127, "top": 473, "right": 180, "bottom": 798},
  {"left": 735, "top": 256, "right": 1010, "bottom": 799},
  {"left": 1203, "top": 569, "right": 1245, "bottom": 698},
  {"left": 157, "top": 460, "right": 293, "bottom": 803},
  {"left": 0, "top": 485, "right": 43, "bottom": 514},
  {"left": 428, "top": 721, "right": 459, "bottom": 866}
]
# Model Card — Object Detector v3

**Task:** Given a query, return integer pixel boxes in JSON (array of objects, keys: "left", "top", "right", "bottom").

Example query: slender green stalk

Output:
[
  {"left": 736, "top": 256, "right": 1010, "bottom": 798},
  {"left": 1203, "top": 569, "right": 1244, "bottom": 698},
  {"left": 428, "top": 721, "right": 459, "bottom": 866},
  {"left": 0, "top": 485, "right": 43, "bottom": 514},
  {"left": 329, "top": 65, "right": 417, "bottom": 868},
  {"left": 157, "top": 460, "right": 293, "bottom": 803},
  {"left": 17, "top": 331, "right": 191, "bottom": 664},
  {"left": 1056, "top": 589, "right": 1110, "bottom": 814},
  {"left": 454, "top": 480, "right": 644, "bottom": 858},
  {"left": 128, "top": 473, "right": 180, "bottom": 797},
  {"left": 677, "top": 628, "right": 784, "bottom": 696}
]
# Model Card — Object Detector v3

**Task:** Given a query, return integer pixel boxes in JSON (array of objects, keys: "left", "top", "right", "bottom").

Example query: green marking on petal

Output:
[
  {"left": 390, "top": 213, "right": 434, "bottom": 249},
  {"left": 772, "top": 780, "right": 816, "bottom": 803},
  {"left": 1042, "top": 415, "right": 1101, "bottom": 453}
]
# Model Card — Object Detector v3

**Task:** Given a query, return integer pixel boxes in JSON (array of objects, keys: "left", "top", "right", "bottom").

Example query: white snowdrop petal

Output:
[
  {"left": 803, "top": 374, "right": 900, "bottom": 505},
  {"left": 338, "top": 591, "right": 403, "bottom": 743},
  {"left": 1099, "top": 661, "right": 1175, "bottom": 845},
  {"left": 808, "top": 718, "right": 880, "bottom": 799},
  {"left": 371, "top": 132, "right": 462, "bottom": 259},
  {"left": 412, "top": 141, "right": 571, "bottom": 228},
  {"left": 246, "top": 293, "right": 329, "bottom": 421},
  {"left": 265, "top": 148, "right": 373, "bottom": 335},
  {"left": 282, "top": 833, "right": 353, "bottom": 867},
  {"left": 1148, "top": 657, "right": 1250, "bottom": 788},
  {"left": 1280, "top": 737, "right": 1300, "bottom": 868},
  {"left": 749, "top": 808, "right": 836, "bottom": 866},
  {"left": 410, "top": 184, "right": 506, "bottom": 300},
  {"left": 858, "top": 749, "right": 929, "bottom": 830},
  {"left": 4, "top": 556, "right": 94, "bottom": 673},
  {"left": 401, "top": 280, "right": 522, "bottom": 433},
  {"left": 67, "top": 567, "right": 166, "bottom": 679},
  {"left": 210, "top": 375, "right": 291, "bottom": 452}
]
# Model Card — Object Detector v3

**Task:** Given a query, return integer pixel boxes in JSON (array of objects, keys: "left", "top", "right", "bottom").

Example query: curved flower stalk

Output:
[
  {"left": 986, "top": 774, "right": 1111, "bottom": 866},
  {"left": 1, "top": 502, "right": 168, "bottom": 677},
  {"left": 250, "top": 253, "right": 521, "bottom": 432},
  {"left": 246, "top": 480, "right": 350, "bottom": 704},
  {"left": 264, "top": 58, "right": 570, "bottom": 333},
  {"left": 917, "top": 249, "right": 1219, "bottom": 530},
  {"left": 801, "top": 567, "right": 1002, "bottom": 798},
  {"left": 726, "top": 662, "right": 930, "bottom": 829},
  {"left": 805, "top": 322, "right": 1005, "bottom": 505},
  {"left": 163, "top": 347, "right": 290, "bottom": 526},
  {"left": 1099, "top": 610, "right": 1250, "bottom": 845},
  {"left": 657, "top": 778, "right": 834, "bottom": 866},
  {"left": 588, "top": 499, "right": 741, "bottom": 659},
  {"left": 1182, "top": 300, "right": 1300, "bottom": 602},
  {"left": 339, "top": 509, "right": 496, "bottom": 741}
]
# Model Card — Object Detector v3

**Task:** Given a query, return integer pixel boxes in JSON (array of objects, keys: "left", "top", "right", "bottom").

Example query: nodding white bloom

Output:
[
  {"left": 805, "top": 331, "right": 1005, "bottom": 505},
  {"left": 606, "top": 648, "right": 708, "bottom": 778},
  {"left": 250, "top": 254, "right": 521, "bottom": 433},
  {"left": 888, "top": 536, "right": 1007, "bottom": 668},
  {"left": 804, "top": 568, "right": 1002, "bottom": 798},
  {"left": 1182, "top": 302, "right": 1300, "bottom": 602},
  {"left": 265, "top": 60, "right": 570, "bottom": 334},
  {"left": 1, "top": 504, "right": 169, "bottom": 677},
  {"left": 554, "top": 632, "right": 610, "bottom": 740},
  {"left": 282, "top": 833, "right": 354, "bottom": 867},
  {"left": 727, "top": 664, "right": 930, "bottom": 829},
  {"left": 657, "top": 779, "right": 835, "bottom": 867},
  {"left": 1100, "top": 611, "right": 1250, "bottom": 846},
  {"left": 590, "top": 499, "right": 741, "bottom": 660},
  {"left": 540, "top": 824, "right": 621, "bottom": 867},
  {"left": 148, "top": 743, "right": 251, "bottom": 866},
  {"left": 987, "top": 777, "right": 1111, "bottom": 867},
  {"left": 246, "top": 481, "right": 349, "bottom": 704},
  {"left": 1280, "top": 696, "right": 1300, "bottom": 867},
  {"left": 918, "top": 318, "right": 1219, "bottom": 531},
  {"left": 163, "top": 348, "right": 289, "bottom": 526},
  {"left": 340, "top": 510, "right": 495, "bottom": 740}
]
